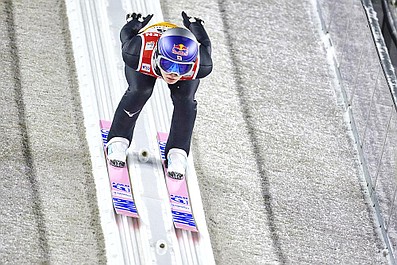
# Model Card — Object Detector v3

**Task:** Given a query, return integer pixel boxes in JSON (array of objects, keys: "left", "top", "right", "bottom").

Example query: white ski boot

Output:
[
  {"left": 167, "top": 148, "right": 187, "bottom": 180},
  {"left": 107, "top": 137, "right": 129, "bottom": 167}
]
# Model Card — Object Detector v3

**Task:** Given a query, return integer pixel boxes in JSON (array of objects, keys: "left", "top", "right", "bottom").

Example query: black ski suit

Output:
[{"left": 107, "top": 19, "right": 212, "bottom": 157}]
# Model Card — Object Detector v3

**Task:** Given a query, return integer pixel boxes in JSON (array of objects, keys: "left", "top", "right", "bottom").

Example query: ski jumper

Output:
[{"left": 107, "top": 21, "right": 212, "bottom": 157}]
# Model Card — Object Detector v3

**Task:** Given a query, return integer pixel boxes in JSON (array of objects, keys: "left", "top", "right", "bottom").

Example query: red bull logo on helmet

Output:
[{"left": 172, "top": 43, "right": 189, "bottom": 58}]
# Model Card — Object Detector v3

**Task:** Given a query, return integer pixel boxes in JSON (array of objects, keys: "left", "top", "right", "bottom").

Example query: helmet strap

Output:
[{"left": 153, "top": 45, "right": 162, "bottom": 76}]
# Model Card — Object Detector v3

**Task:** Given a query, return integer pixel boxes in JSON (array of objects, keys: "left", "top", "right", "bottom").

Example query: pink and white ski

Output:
[
  {"left": 157, "top": 132, "right": 198, "bottom": 232},
  {"left": 100, "top": 120, "right": 138, "bottom": 218}
]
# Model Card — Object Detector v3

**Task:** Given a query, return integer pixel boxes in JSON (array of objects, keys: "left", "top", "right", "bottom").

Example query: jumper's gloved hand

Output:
[
  {"left": 182, "top": 11, "right": 204, "bottom": 29},
  {"left": 125, "top": 13, "right": 153, "bottom": 35},
  {"left": 181, "top": 11, "right": 212, "bottom": 78},
  {"left": 181, "top": 11, "right": 211, "bottom": 53}
]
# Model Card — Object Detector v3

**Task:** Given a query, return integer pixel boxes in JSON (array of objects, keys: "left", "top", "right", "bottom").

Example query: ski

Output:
[
  {"left": 157, "top": 132, "right": 198, "bottom": 232},
  {"left": 100, "top": 120, "right": 139, "bottom": 218}
]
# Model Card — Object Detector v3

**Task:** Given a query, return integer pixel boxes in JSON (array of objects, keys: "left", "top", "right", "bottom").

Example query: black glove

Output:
[
  {"left": 181, "top": 11, "right": 210, "bottom": 46},
  {"left": 125, "top": 13, "right": 153, "bottom": 34},
  {"left": 181, "top": 11, "right": 204, "bottom": 29}
]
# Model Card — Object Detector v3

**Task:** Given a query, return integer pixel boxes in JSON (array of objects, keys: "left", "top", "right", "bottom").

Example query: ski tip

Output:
[
  {"left": 172, "top": 210, "right": 198, "bottom": 232},
  {"left": 175, "top": 223, "right": 198, "bottom": 233},
  {"left": 116, "top": 210, "right": 139, "bottom": 218},
  {"left": 113, "top": 198, "right": 139, "bottom": 218}
]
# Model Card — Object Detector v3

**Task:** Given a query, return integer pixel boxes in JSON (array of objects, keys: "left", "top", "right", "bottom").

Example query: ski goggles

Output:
[{"left": 156, "top": 56, "right": 194, "bottom": 76}]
